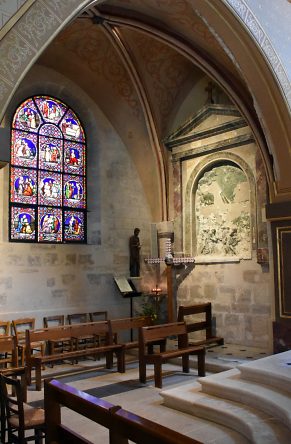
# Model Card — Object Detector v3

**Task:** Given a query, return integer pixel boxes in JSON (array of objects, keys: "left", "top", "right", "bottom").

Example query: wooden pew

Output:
[
  {"left": 110, "top": 316, "right": 153, "bottom": 350},
  {"left": 139, "top": 322, "right": 205, "bottom": 388},
  {"left": 177, "top": 303, "right": 224, "bottom": 347},
  {"left": 110, "top": 316, "right": 167, "bottom": 370},
  {"left": 25, "top": 322, "right": 125, "bottom": 390},
  {"left": 44, "top": 379, "right": 203, "bottom": 444}
]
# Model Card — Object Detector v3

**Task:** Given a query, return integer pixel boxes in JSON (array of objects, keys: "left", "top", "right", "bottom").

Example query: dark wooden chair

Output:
[
  {"left": 0, "top": 366, "right": 28, "bottom": 443},
  {"left": 0, "top": 322, "right": 13, "bottom": 369},
  {"left": 89, "top": 311, "right": 108, "bottom": 322},
  {"left": 67, "top": 313, "right": 97, "bottom": 359},
  {"left": 0, "top": 335, "right": 18, "bottom": 369},
  {"left": 67, "top": 313, "right": 88, "bottom": 325},
  {"left": 0, "top": 373, "right": 45, "bottom": 443},
  {"left": 43, "top": 315, "right": 65, "bottom": 328},
  {"left": 89, "top": 311, "right": 108, "bottom": 356},
  {"left": 43, "top": 315, "right": 71, "bottom": 361},
  {"left": 0, "top": 321, "right": 10, "bottom": 336},
  {"left": 12, "top": 318, "right": 45, "bottom": 366}
]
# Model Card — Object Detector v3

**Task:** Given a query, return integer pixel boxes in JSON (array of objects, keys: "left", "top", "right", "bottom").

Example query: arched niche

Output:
[{"left": 184, "top": 152, "right": 257, "bottom": 260}]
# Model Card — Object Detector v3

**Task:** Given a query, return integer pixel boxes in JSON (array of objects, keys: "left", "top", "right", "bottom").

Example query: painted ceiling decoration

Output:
[{"left": 0, "top": 0, "right": 290, "bottom": 206}]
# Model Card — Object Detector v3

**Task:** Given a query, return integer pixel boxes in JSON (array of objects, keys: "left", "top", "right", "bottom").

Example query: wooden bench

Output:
[
  {"left": 139, "top": 322, "right": 205, "bottom": 388},
  {"left": 25, "top": 321, "right": 125, "bottom": 390},
  {"left": 178, "top": 303, "right": 224, "bottom": 347},
  {"left": 44, "top": 378, "right": 203, "bottom": 444},
  {"left": 110, "top": 316, "right": 167, "bottom": 370}
]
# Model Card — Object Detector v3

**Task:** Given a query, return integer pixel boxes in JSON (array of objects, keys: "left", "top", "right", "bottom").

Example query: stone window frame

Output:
[{"left": 184, "top": 151, "right": 257, "bottom": 260}]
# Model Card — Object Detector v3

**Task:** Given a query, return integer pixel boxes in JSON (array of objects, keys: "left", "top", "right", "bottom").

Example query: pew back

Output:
[
  {"left": 44, "top": 379, "right": 203, "bottom": 444},
  {"left": 110, "top": 316, "right": 152, "bottom": 344},
  {"left": 178, "top": 303, "right": 224, "bottom": 347}
]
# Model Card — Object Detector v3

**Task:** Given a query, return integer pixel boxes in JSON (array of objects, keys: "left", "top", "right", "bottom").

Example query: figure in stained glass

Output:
[
  {"left": 17, "top": 213, "right": 33, "bottom": 234},
  {"left": 65, "top": 147, "right": 79, "bottom": 166},
  {"left": 64, "top": 211, "right": 84, "bottom": 241},
  {"left": 41, "top": 213, "right": 60, "bottom": 233},
  {"left": 38, "top": 207, "right": 62, "bottom": 242},
  {"left": 64, "top": 141, "right": 84, "bottom": 174},
  {"left": 64, "top": 180, "right": 83, "bottom": 201},
  {"left": 18, "top": 107, "right": 40, "bottom": 130},
  {"left": 35, "top": 96, "right": 67, "bottom": 124},
  {"left": 60, "top": 109, "right": 85, "bottom": 142},
  {"left": 62, "top": 118, "right": 80, "bottom": 139},
  {"left": 11, "top": 207, "right": 36, "bottom": 240},
  {"left": 15, "top": 137, "right": 36, "bottom": 160},
  {"left": 39, "top": 100, "right": 62, "bottom": 122},
  {"left": 41, "top": 142, "right": 61, "bottom": 164},
  {"left": 40, "top": 177, "right": 60, "bottom": 200},
  {"left": 11, "top": 131, "right": 38, "bottom": 168},
  {"left": 15, "top": 175, "right": 35, "bottom": 197},
  {"left": 11, "top": 168, "right": 37, "bottom": 205}
]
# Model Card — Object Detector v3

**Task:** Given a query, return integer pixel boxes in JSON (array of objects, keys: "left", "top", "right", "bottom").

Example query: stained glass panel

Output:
[
  {"left": 63, "top": 174, "right": 85, "bottom": 209},
  {"left": 39, "top": 135, "right": 63, "bottom": 171},
  {"left": 10, "top": 206, "right": 36, "bottom": 241},
  {"left": 60, "top": 109, "right": 85, "bottom": 143},
  {"left": 38, "top": 207, "right": 62, "bottom": 242},
  {"left": 10, "top": 95, "right": 86, "bottom": 243},
  {"left": 12, "top": 98, "right": 42, "bottom": 133},
  {"left": 38, "top": 171, "right": 62, "bottom": 207},
  {"left": 39, "top": 123, "right": 63, "bottom": 139},
  {"left": 64, "top": 141, "right": 85, "bottom": 175},
  {"left": 11, "top": 130, "right": 38, "bottom": 168},
  {"left": 10, "top": 167, "right": 37, "bottom": 205},
  {"left": 35, "top": 96, "right": 67, "bottom": 125},
  {"left": 64, "top": 210, "right": 85, "bottom": 242}
]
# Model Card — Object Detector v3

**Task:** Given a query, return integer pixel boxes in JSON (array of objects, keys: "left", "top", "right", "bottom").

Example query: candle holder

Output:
[{"left": 151, "top": 284, "right": 162, "bottom": 296}]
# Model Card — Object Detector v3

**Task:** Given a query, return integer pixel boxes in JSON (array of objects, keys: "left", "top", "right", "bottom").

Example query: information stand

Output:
[{"left": 114, "top": 277, "right": 142, "bottom": 340}]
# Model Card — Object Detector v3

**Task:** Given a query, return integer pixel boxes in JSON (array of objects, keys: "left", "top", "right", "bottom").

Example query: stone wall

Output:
[
  {"left": 177, "top": 258, "right": 273, "bottom": 349},
  {"left": 0, "top": 66, "right": 152, "bottom": 327},
  {"left": 171, "top": 107, "right": 273, "bottom": 350}
]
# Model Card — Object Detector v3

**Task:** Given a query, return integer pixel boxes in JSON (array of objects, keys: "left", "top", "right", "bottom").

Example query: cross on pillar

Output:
[{"left": 145, "top": 239, "right": 195, "bottom": 322}]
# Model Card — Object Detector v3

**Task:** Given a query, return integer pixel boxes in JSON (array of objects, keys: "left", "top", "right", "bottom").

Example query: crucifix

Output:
[{"left": 145, "top": 238, "right": 195, "bottom": 322}]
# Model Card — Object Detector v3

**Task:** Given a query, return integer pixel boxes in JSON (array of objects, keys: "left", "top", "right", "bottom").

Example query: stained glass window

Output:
[{"left": 9, "top": 95, "right": 86, "bottom": 243}]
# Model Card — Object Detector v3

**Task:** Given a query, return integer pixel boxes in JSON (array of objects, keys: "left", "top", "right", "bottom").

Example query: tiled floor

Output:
[
  {"left": 204, "top": 343, "right": 271, "bottom": 372},
  {"left": 26, "top": 344, "right": 271, "bottom": 443}
]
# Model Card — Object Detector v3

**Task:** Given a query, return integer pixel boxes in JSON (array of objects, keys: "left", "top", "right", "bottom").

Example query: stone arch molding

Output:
[
  {"left": 0, "top": 0, "right": 288, "bottom": 121},
  {"left": 0, "top": 0, "right": 92, "bottom": 120},
  {"left": 184, "top": 152, "right": 256, "bottom": 259},
  {"left": 224, "top": 0, "right": 291, "bottom": 111}
]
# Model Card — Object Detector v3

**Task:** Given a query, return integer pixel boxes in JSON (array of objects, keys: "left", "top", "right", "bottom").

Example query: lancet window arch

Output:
[{"left": 9, "top": 95, "right": 86, "bottom": 243}]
